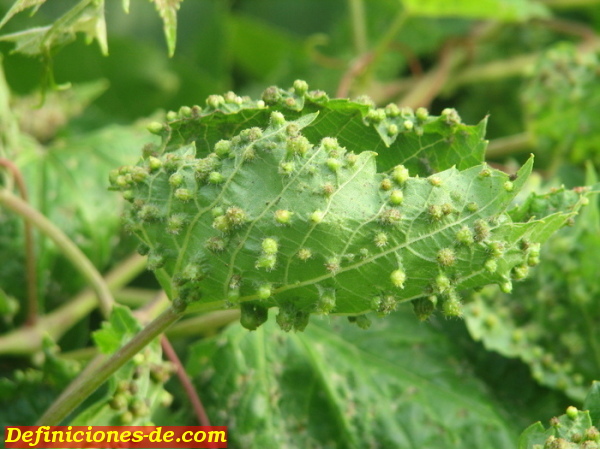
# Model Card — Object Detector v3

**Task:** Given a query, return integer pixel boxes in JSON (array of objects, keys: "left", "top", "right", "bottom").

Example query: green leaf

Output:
[
  {"left": 0, "top": 339, "right": 80, "bottom": 425},
  {"left": 0, "top": 0, "right": 108, "bottom": 57},
  {"left": 187, "top": 307, "right": 520, "bottom": 448},
  {"left": 150, "top": 0, "right": 183, "bottom": 57},
  {"left": 463, "top": 184, "right": 599, "bottom": 401},
  {"left": 584, "top": 381, "right": 600, "bottom": 427},
  {"left": 112, "top": 83, "right": 583, "bottom": 330},
  {"left": 70, "top": 306, "right": 173, "bottom": 425},
  {"left": 523, "top": 44, "right": 600, "bottom": 166},
  {"left": 0, "top": 0, "right": 47, "bottom": 29},
  {"left": 402, "top": 0, "right": 550, "bottom": 21},
  {"left": 518, "top": 402, "right": 599, "bottom": 448}
]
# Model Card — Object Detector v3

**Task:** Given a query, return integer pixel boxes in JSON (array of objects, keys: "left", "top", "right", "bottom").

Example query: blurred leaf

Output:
[
  {"left": 0, "top": 0, "right": 47, "bottom": 29},
  {"left": 0, "top": 0, "right": 108, "bottom": 57},
  {"left": 0, "top": 339, "right": 80, "bottom": 425},
  {"left": 150, "top": 0, "right": 182, "bottom": 57},
  {"left": 402, "top": 0, "right": 549, "bottom": 21},
  {"left": 523, "top": 44, "right": 600, "bottom": 167},
  {"left": 187, "top": 307, "right": 520, "bottom": 448},
  {"left": 464, "top": 183, "right": 600, "bottom": 401},
  {"left": 584, "top": 381, "right": 600, "bottom": 427}
]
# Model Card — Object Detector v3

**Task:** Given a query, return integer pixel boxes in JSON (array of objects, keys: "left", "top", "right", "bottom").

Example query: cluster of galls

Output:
[
  {"left": 106, "top": 350, "right": 175, "bottom": 425},
  {"left": 542, "top": 406, "right": 600, "bottom": 448}
]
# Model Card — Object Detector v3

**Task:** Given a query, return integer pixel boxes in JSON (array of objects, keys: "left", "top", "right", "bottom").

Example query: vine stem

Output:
[
  {"left": 348, "top": 0, "right": 368, "bottom": 55},
  {"left": 0, "top": 158, "right": 38, "bottom": 325},
  {"left": 161, "top": 336, "right": 211, "bottom": 426},
  {"left": 0, "top": 188, "right": 114, "bottom": 317},
  {"left": 36, "top": 305, "right": 185, "bottom": 426}
]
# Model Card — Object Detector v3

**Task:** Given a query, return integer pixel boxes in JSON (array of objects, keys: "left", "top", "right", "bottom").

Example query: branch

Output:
[
  {"left": 0, "top": 158, "right": 38, "bottom": 325},
  {"left": 0, "top": 253, "right": 146, "bottom": 355},
  {"left": 36, "top": 305, "right": 185, "bottom": 426},
  {"left": 0, "top": 188, "right": 114, "bottom": 317}
]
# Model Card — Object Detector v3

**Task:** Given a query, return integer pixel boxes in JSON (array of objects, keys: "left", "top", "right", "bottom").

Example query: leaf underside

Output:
[{"left": 111, "top": 83, "right": 585, "bottom": 330}]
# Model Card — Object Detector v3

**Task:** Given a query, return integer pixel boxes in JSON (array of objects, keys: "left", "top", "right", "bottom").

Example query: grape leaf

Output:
[
  {"left": 519, "top": 402, "right": 599, "bottom": 449},
  {"left": 150, "top": 0, "right": 183, "bottom": 57},
  {"left": 464, "top": 183, "right": 599, "bottom": 401},
  {"left": 0, "top": 0, "right": 47, "bottom": 29},
  {"left": 523, "top": 44, "right": 600, "bottom": 166},
  {"left": 0, "top": 0, "right": 108, "bottom": 56},
  {"left": 187, "top": 307, "right": 520, "bottom": 448},
  {"left": 112, "top": 83, "right": 585, "bottom": 330}
]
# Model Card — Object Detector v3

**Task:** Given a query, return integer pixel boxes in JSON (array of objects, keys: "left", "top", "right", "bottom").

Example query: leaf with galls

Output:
[{"left": 112, "top": 82, "right": 587, "bottom": 331}]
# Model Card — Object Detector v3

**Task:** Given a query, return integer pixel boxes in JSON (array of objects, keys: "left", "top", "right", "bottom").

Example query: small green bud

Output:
[
  {"left": 147, "top": 121, "right": 164, "bottom": 135},
  {"left": 387, "top": 124, "right": 399, "bottom": 135},
  {"left": 412, "top": 297, "right": 435, "bottom": 321},
  {"left": 322, "top": 183, "right": 336, "bottom": 197},
  {"left": 566, "top": 406, "right": 578, "bottom": 420},
  {"left": 345, "top": 152, "right": 358, "bottom": 167},
  {"left": 179, "top": 106, "right": 192, "bottom": 118},
  {"left": 478, "top": 167, "right": 491, "bottom": 178},
  {"left": 474, "top": 219, "right": 490, "bottom": 242},
  {"left": 379, "top": 208, "right": 402, "bottom": 225},
  {"left": 287, "top": 136, "right": 311, "bottom": 156},
  {"left": 435, "top": 274, "right": 452, "bottom": 293},
  {"left": 226, "top": 206, "right": 247, "bottom": 228},
  {"left": 214, "top": 140, "right": 231, "bottom": 157},
  {"left": 147, "top": 252, "right": 165, "bottom": 270},
  {"left": 429, "top": 204, "right": 443, "bottom": 221},
  {"left": 297, "top": 248, "right": 312, "bottom": 261},
  {"left": 389, "top": 190, "right": 404, "bottom": 205},
  {"left": 456, "top": 226, "right": 474, "bottom": 245},
  {"left": 385, "top": 103, "right": 400, "bottom": 117},
  {"left": 208, "top": 171, "right": 225, "bottom": 184},
  {"left": 206, "top": 94, "right": 224, "bottom": 109},
  {"left": 270, "top": 111, "right": 286, "bottom": 126},
  {"left": 169, "top": 173, "right": 184, "bottom": 187},
  {"left": 148, "top": 156, "right": 162, "bottom": 172},
  {"left": 513, "top": 264, "right": 529, "bottom": 280},
  {"left": 166, "top": 214, "right": 186, "bottom": 234},
  {"left": 212, "top": 215, "right": 231, "bottom": 233},
  {"left": 285, "top": 97, "right": 297, "bottom": 108},
  {"left": 293, "top": 79, "right": 309, "bottom": 94},
  {"left": 205, "top": 236, "right": 226, "bottom": 252},
  {"left": 348, "top": 314, "right": 372, "bottom": 329},
  {"left": 182, "top": 263, "right": 203, "bottom": 281},
  {"left": 256, "top": 254, "right": 277, "bottom": 270},
  {"left": 261, "top": 238, "right": 278, "bottom": 255},
  {"left": 212, "top": 207, "right": 224, "bottom": 217},
  {"left": 441, "top": 108, "right": 461, "bottom": 125},
  {"left": 119, "top": 411, "right": 134, "bottom": 424},
  {"left": 380, "top": 178, "right": 393, "bottom": 191},
  {"left": 174, "top": 188, "right": 193, "bottom": 201},
  {"left": 371, "top": 295, "right": 398, "bottom": 315},
  {"left": 500, "top": 279, "right": 513, "bottom": 293},
  {"left": 138, "top": 205, "right": 161, "bottom": 222},
  {"left": 416, "top": 107, "right": 429, "bottom": 121},
  {"left": 429, "top": 176, "right": 442, "bottom": 187},
  {"left": 166, "top": 110, "right": 178, "bottom": 121},
  {"left": 466, "top": 202, "right": 479, "bottom": 212},
  {"left": 326, "top": 158, "right": 341, "bottom": 172},
  {"left": 392, "top": 165, "right": 409, "bottom": 184},
  {"left": 240, "top": 127, "right": 263, "bottom": 142},
  {"left": 390, "top": 269, "right": 406, "bottom": 288},
  {"left": 274, "top": 209, "right": 293, "bottom": 225},
  {"left": 442, "top": 291, "right": 462, "bottom": 317},
  {"left": 240, "top": 302, "right": 268, "bottom": 331},
  {"left": 437, "top": 248, "right": 456, "bottom": 266},
  {"left": 109, "top": 394, "right": 127, "bottom": 410},
  {"left": 484, "top": 259, "right": 498, "bottom": 273},
  {"left": 374, "top": 232, "right": 388, "bottom": 248},
  {"left": 503, "top": 181, "right": 514, "bottom": 192},
  {"left": 310, "top": 210, "right": 325, "bottom": 224},
  {"left": 257, "top": 283, "right": 272, "bottom": 300},
  {"left": 403, "top": 120, "right": 413, "bottom": 131},
  {"left": 279, "top": 161, "right": 295, "bottom": 175},
  {"left": 487, "top": 241, "right": 505, "bottom": 258},
  {"left": 325, "top": 257, "right": 340, "bottom": 274}
]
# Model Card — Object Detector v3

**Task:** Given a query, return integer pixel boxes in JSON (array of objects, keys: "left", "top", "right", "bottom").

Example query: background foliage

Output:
[{"left": 1, "top": 0, "right": 600, "bottom": 448}]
